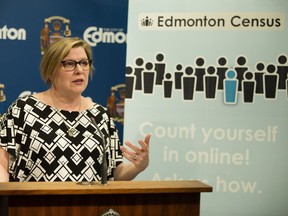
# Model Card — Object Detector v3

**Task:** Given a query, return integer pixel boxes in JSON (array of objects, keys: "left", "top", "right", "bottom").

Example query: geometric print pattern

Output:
[{"left": 0, "top": 95, "right": 123, "bottom": 182}]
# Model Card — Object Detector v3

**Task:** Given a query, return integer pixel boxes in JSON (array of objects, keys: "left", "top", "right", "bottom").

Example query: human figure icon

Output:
[
  {"left": 174, "top": 64, "right": 184, "bottom": 90},
  {"left": 154, "top": 53, "right": 166, "bottom": 85},
  {"left": 234, "top": 56, "right": 248, "bottom": 91},
  {"left": 142, "top": 16, "right": 153, "bottom": 26},
  {"left": 242, "top": 71, "right": 256, "bottom": 103},
  {"left": 194, "top": 57, "right": 206, "bottom": 91},
  {"left": 204, "top": 66, "right": 218, "bottom": 99},
  {"left": 163, "top": 73, "right": 173, "bottom": 98},
  {"left": 286, "top": 73, "right": 288, "bottom": 99},
  {"left": 216, "top": 57, "right": 228, "bottom": 90},
  {"left": 264, "top": 64, "right": 279, "bottom": 99},
  {"left": 143, "top": 62, "right": 155, "bottom": 94},
  {"left": 224, "top": 69, "right": 238, "bottom": 104},
  {"left": 254, "top": 62, "right": 265, "bottom": 94},
  {"left": 125, "top": 66, "right": 135, "bottom": 99},
  {"left": 134, "top": 57, "right": 145, "bottom": 90},
  {"left": 276, "top": 54, "right": 288, "bottom": 90},
  {"left": 182, "top": 66, "right": 196, "bottom": 100}
]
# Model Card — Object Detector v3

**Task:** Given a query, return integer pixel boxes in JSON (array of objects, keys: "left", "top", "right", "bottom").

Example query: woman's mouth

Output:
[{"left": 73, "top": 78, "right": 84, "bottom": 84}]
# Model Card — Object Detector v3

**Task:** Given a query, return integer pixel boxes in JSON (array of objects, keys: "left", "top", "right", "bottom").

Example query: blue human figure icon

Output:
[
  {"left": 224, "top": 69, "right": 238, "bottom": 104},
  {"left": 242, "top": 71, "right": 256, "bottom": 103}
]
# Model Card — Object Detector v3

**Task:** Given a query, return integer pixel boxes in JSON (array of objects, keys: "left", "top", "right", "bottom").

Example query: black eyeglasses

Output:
[{"left": 61, "top": 59, "right": 92, "bottom": 71}]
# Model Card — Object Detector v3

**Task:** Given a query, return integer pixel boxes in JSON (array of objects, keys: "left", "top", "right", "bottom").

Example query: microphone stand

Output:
[{"left": 90, "top": 117, "right": 108, "bottom": 185}]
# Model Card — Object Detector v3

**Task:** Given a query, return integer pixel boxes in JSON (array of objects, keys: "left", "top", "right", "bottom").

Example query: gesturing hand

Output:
[{"left": 120, "top": 134, "right": 151, "bottom": 172}]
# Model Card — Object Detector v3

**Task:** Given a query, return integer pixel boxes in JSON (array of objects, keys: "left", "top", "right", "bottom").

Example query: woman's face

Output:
[{"left": 53, "top": 46, "right": 90, "bottom": 97}]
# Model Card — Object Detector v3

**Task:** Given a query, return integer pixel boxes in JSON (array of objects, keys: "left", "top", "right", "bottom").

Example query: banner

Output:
[
  {"left": 124, "top": 0, "right": 288, "bottom": 215},
  {"left": 0, "top": 0, "right": 128, "bottom": 139}
]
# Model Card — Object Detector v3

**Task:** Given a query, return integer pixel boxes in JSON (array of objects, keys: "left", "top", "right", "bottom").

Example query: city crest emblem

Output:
[
  {"left": 0, "top": 83, "right": 6, "bottom": 118},
  {"left": 107, "top": 84, "right": 126, "bottom": 124},
  {"left": 0, "top": 83, "right": 6, "bottom": 103},
  {"left": 40, "top": 16, "right": 71, "bottom": 55}
]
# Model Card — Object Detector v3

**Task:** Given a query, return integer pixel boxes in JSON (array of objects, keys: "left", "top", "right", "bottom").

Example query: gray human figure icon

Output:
[
  {"left": 204, "top": 66, "right": 218, "bottom": 99},
  {"left": 134, "top": 57, "right": 145, "bottom": 90},
  {"left": 194, "top": 57, "right": 206, "bottom": 91},
  {"left": 286, "top": 73, "right": 288, "bottom": 99},
  {"left": 242, "top": 71, "right": 256, "bottom": 103},
  {"left": 216, "top": 57, "right": 228, "bottom": 90},
  {"left": 276, "top": 54, "right": 288, "bottom": 90},
  {"left": 254, "top": 62, "right": 265, "bottom": 94},
  {"left": 264, "top": 64, "right": 279, "bottom": 99},
  {"left": 163, "top": 73, "right": 173, "bottom": 98},
  {"left": 182, "top": 66, "right": 196, "bottom": 101},
  {"left": 174, "top": 64, "right": 184, "bottom": 90},
  {"left": 143, "top": 62, "right": 155, "bottom": 94},
  {"left": 125, "top": 66, "right": 135, "bottom": 99},
  {"left": 234, "top": 56, "right": 248, "bottom": 91},
  {"left": 154, "top": 53, "right": 166, "bottom": 85}
]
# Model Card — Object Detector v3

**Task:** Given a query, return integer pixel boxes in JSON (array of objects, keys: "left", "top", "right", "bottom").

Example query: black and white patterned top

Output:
[{"left": 0, "top": 95, "right": 123, "bottom": 182}]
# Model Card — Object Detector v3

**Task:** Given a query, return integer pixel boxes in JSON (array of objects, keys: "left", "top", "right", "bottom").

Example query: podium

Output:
[{"left": 0, "top": 180, "right": 212, "bottom": 216}]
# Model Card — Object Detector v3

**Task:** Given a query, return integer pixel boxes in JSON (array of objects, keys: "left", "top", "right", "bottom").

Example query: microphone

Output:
[{"left": 90, "top": 117, "right": 108, "bottom": 185}]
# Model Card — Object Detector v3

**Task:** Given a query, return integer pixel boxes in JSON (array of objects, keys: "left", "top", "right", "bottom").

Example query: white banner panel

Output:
[{"left": 124, "top": 0, "right": 288, "bottom": 215}]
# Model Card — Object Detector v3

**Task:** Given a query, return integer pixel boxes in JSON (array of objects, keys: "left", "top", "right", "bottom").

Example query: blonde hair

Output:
[{"left": 40, "top": 37, "right": 94, "bottom": 84}]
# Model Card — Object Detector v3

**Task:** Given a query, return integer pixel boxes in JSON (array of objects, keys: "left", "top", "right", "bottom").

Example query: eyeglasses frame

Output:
[{"left": 61, "top": 59, "right": 92, "bottom": 71}]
